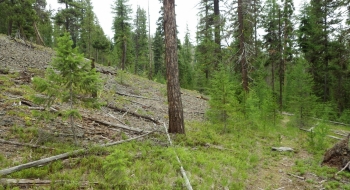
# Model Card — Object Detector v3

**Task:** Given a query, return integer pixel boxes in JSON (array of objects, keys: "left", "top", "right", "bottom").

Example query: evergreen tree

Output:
[
  {"left": 133, "top": 6, "right": 148, "bottom": 75},
  {"left": 112, "top": 0, "right": 132, "bottom": 70},
  {"left": 298, "top": 0, "right": 343, "bottom": 102},
  {"left": 79, "top": 0, "right": 95, "bottom": 57},
  {"left": 34, "top": 0, "right": 52, "bottom": 46},
  {"left": 280, "top": 0, "right": 295, "bottom": 111},
  {"left": 92, "top": 24, "right": 110, "bottom": 63},
  {"left": 285, "top": 58, "right": 317, "bottom": 127},
  {"left": 194, "top": 0, "right": 216, "bottom": 91},
  {"left": 163, "top": 0, "right": 185, "bottom": 134},
  {"left": 207, "top": 64, "right": 239, "bottom": 132},
  {"left": 153, "top": 12, "right": 165, "bottom": 80},
  {"left": 179, "top": 26, "right": 194, "bottom": 89},
  {"left": 54, "top": 0, "right": 83, "bottom": 47},
  {"left": 262, "top": 0, "right": 281, "bottom": 96},
  {"left": 0, "top": 0, "right": 38, "bottom": 38},
  {"left": 32, "top": 32, "right": 102, "bottom": 144}
]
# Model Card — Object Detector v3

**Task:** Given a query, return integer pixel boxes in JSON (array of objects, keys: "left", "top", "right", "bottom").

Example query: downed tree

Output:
[
  {"left": 0, "top": 139, "right": 54, "bottom": 150},
  {"left": 0, "top": 131, "right": 154, "bottom": 176},
  {"left": 322, "top": 134, "right": 350, "bottom": 171},
  {"left": 84, "top": 116, "right": 149, "bottom": 134},
  {"left": 106, "top": 103, "right": 160, "bottom": 125},
  {"left": 116, "top": 92, "right": 159, "bottom": 101},
  {"left": 0, "top": 178, "right": 98, "bottom": 186}
]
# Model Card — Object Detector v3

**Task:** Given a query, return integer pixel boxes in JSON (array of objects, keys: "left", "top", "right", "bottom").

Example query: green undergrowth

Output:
[
  {"left": 2, "top": 71, "right": 350, "bottom": 189},
  {"left": 1, "top": 116, "right": 349, "bottom": 189},
  {"left": 1, "top": 117, "right": 306, "bottom": 189}
]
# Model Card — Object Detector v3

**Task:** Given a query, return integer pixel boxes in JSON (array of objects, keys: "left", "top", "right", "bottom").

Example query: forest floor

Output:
[{"left": 0, "top": 34, "right": 350, "bottom": 189}]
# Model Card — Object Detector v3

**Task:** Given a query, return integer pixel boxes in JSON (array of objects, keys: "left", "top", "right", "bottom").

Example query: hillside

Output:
[{"left": 0, "top": 35, "right": 350, "bottom": 189}]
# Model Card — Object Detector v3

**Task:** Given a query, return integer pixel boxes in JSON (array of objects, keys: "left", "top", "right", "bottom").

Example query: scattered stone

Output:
[{"left": 272, "top": 147, "right": 294, "bottom": 152}]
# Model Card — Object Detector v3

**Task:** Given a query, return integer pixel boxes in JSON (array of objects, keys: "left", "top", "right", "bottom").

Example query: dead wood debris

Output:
[
  {"left": 0, "top": 139, "right": 54, "bottom": 150},
  {"left": 0, "top": 131, "right": 154, "bottom": 176},
  {"left": 0, "top": 178, "right": 98, "bottom": 187},
  {"left": 106, "top": 103, "right": 160, "bottom": 124},
  {"left": 116, "top": 91, "right": 159, "bottom": 101},
  {"left": 287, "top": 173, "right": 305, "bottom": 180},
  {"left": 322, "top": 134, "right": 350, "bottom": 171}
]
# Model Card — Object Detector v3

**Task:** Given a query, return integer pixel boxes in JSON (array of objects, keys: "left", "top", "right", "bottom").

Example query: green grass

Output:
[{"left": 2, "top": 71, "right": 350, "bottom": 189}]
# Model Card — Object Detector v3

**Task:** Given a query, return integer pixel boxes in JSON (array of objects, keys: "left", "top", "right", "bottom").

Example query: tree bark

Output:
[
  {"left": 238, "top": 0, "right": 249, "bottom": 92},
  {"left": 214, "top": 0, "right": 221, "bottom": 67},
  {"left": 163, "top": 0, "right": 185, "bottom": 134},
  {"left": 122, "top": 37, "right": 127, "bottom": 70}
]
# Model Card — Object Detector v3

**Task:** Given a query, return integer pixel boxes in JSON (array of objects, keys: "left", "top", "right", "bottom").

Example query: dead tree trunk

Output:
[{"left": 163, "top": 0, "right": 185, "bottom": 134}]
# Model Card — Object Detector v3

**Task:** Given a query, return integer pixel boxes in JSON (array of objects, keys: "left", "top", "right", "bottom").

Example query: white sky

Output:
[
  {"left": 46, "top": 0, "right": 304, "bottom": 44},
  {"left": 46, "top": 0, "right": 199, "bottom": 43}
]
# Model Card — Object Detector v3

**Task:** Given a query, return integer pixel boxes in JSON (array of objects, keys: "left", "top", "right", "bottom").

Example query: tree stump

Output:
[{"left": 322, "top": 134, "right": 350, "bottom": 170}]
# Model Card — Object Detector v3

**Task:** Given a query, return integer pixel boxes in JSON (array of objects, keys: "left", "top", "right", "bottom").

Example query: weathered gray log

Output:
[
  {"left": 116, "top": 92, "right": 159, "bottom": 101},
  {"left": 106, "top": 103, "right": 160, "bottom": 124},
  {"left": 0, "top": 139, "right": 54, "bottom": 150},
  {"left": 0, "top": 131, "right": 153, "bottom": 176},
  {"left": 0, "top": 178, "right": 98, "bottom": 186},
  {"left": 85, "top": 116, "right": 147, "bottom": 133}
]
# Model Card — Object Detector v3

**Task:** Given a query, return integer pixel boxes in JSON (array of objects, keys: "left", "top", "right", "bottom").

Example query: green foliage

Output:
[
  {"left": 32, "top": 32, "right": 102, "bottom": 143},
  {"left": 246, "top": 78, "right": 276, "bottom": 130},
  {"left": 207, "top": 64, "right": 239, "bottom": 132},
  {"left": 112, "top": 0, "right": 133, "bottom": 70},
  {"left": 307, "top": 122, "right": 329, "bottom": 151},
  {"left": 133, "top": 6, "right": 149, "bottom": 75},
  {"left": 153, "top": 12, "right": 165, "bottom": 79},
  {"left": 285, "top": 57, "right": 317, "bottom": 127},
  {"left": 178, "top": 27, "right": 195, "bottom": 89},
  {"left": 53, "top": 0, "right": 83, "bottom": 47},
  {"left": 103, "top": 149, "right": 131, "bottom": 188}
]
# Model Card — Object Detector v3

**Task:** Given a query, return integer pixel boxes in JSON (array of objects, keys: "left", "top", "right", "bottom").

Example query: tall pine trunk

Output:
[
  {"left": 238, "top": 0, "right": 248, "bottom": 92},
  {"left": 164, "top": 0, "right": 185, "bottom": 134},
  {"left": 214, "top": 0, "right": 221, "bottom": 67}
]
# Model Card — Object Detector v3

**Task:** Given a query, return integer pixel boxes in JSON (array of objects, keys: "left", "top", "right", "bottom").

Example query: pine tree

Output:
[
  {"left": 32, "top": 32, "right": 102, "bottom": 144},
  {"left": 153, "top": 12, "right": 165, "bottom": 80},
  {"left": 92, "top": 24, "right": 110, "bottom": 63},
  {"left": 79, "top": 0, "right": 95, "bottom": 57},
  {"left": 112, "top": 0, "right": 132, "bottom": 70},
  {"left": 178, "top": 26, "right": 194, "bottom": 89},
  {"left": 285, "top": 58, "right": 317, "bottom": 127},
  {"left": 54, "top": 0, "right": 83, "bottom": 47},
  {"left": 298, "top": 0, "right": 343, "bottom": 102},
  {"left": 133, "top": 6, "right": 148, "bottom": 75},
  {"left": 164, "top": 0, "right": 185, "bottom": 134},
  {"left": 194, "top": 0, "right": 216, "bottom": 91},
  {"left": 207, "top": 64, "right": 238, "bottom": 132}
]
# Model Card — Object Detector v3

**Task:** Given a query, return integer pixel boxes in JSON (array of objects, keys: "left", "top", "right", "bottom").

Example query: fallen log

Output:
[
  {"left": 0, "top": 139, "right": 54, "bottom": 150},
  {"left": 85, "top": 116, "right": 146, "bottom": 134},
  {"left": 0, "top": 131, "right": 154, "bottom": 176},
  {"left": 116, "top": 92, "right": 159, "bottom": 101},
  {"left": 106, "top": 103, "right": 160, "bottom": 125},
  {"left": 287, "top": 173, "right": 305, "bottom": 180},
  {"left": 196, "top": 95, "right": 209, "bottom": 101},
  {"left": 0, "top": 178, "right": 98, "bottom": 186}
]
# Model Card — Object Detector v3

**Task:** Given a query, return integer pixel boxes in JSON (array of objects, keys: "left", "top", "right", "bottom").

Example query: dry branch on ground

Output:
[{"left": 0, "top": 131, "right": 154, "bottom": 176}]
